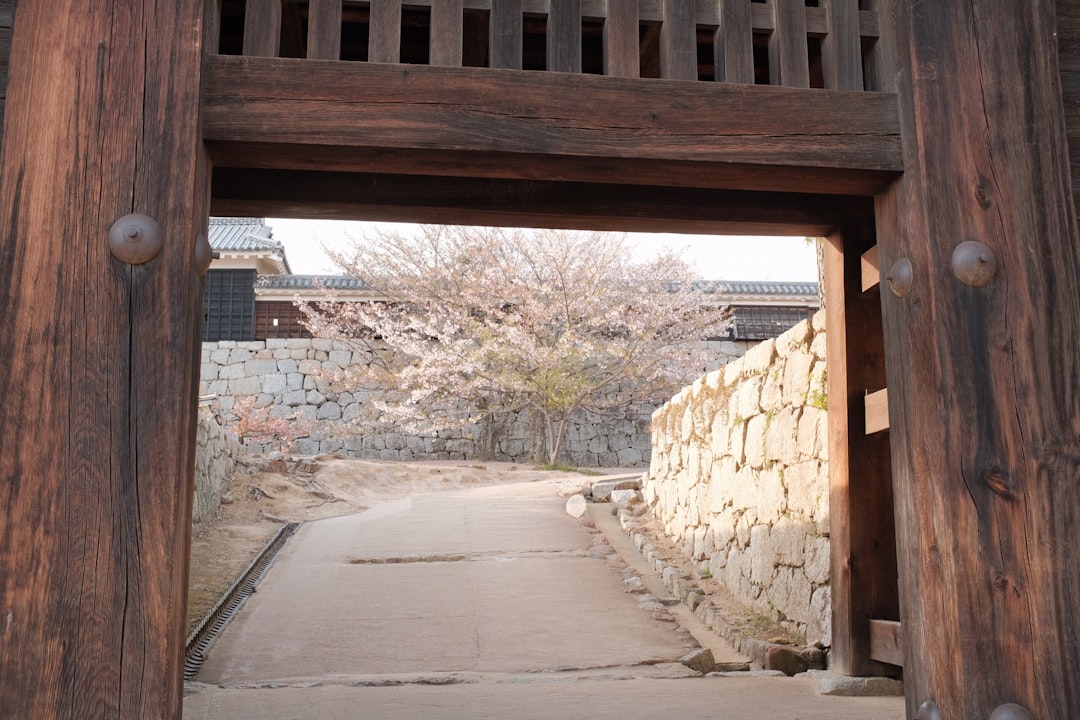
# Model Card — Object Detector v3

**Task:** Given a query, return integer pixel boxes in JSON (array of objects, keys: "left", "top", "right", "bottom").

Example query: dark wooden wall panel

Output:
[
  {"left": 1056, "top": 0, "right": 1080, "bottom": 222},
  {"left": 0, "top": 0, "right": 13, "bottom": 141}
]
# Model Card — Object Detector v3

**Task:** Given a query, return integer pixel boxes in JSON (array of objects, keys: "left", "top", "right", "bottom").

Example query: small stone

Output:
[
  {"left": 798, "top": 669, "right": 905, "bottom": 697},
  {"left": 679, "top": 648, "right": 716, "bottom": 674},
  {"left": 565, "top": 494, "right": 588, "bottom": 518},
  {"left": 610, "top": 489, "right": 639, "bottom": 508},
  {"left": 765, "top": 645, "right": 809, "bottom": 676}
]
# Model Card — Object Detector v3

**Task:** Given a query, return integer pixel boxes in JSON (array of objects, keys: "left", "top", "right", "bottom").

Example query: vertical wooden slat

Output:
[
  {"left": 768, "top": 0, "right": 809, "bottom": 87},
  {"left": 0, "top": 0, "right": 211, "bottom": 717},
  {"left": 714, "top": 0, "right": 754, "bottom": 83},
  {"left": 243, "top": 0, "right": 282, "bottom": 57},
  {"left": 490, "top": 0, "right": 523, "bottom": 69},
  {"left": 821, "top": 0, "right": 863, "bottom": 90},
  {"left": 660, "top": 0, "right": 696, "bottom": 80},
  {"left": 602, "top": 0, "right": 638, "bottom": 77},
  {"left": 548, "top": 0, "right": 582, "bottom": 72},
  {"left": 824, "top": 218, "right": 901, "bottom": 679},
  {"left": 860, "top": 0, "right": 897, "bottom": 92},
  {"left": 307, "top": 0, "right": 342, "bottom": 60},
  {"left": 368, "top": 0, "right": 401, "bottom": 63},
  {"left": 430, "top": 0, "right": 463, "bottom": 66}
]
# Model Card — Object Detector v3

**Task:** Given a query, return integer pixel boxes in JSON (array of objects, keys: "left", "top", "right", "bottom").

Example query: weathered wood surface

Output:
[
  {"left": 210, "top": 167, "right": 872, "bottom": 235},
  {"left": 1055, "top": 0, "right": 1080, "bottom": 217},
  {"left": 489, "top": 0, "right": 522, "bottom": 69},
  {"left": 715, "top": 0, "right": 754, "bottom": 83},
  {"left": 878, "top": 0, "right": 1080, "bottom": 716},
  {"left": 822, "top": 0, "right": 863, "bottom": 91},
  {"left": 769, "top": 0, "right": 809, "bottom": 88},
  {"left": 824, "top": 219, "right": 901, "bottom": 678},
  {"left": 429, "top": 0, "right": 464, "bottom": 66},
  {"left": 0, "top": 0, "right": 12, "bottom": 141},
  {"left": 860, "top": 245, "right": 880, "bottom": 292},
  {"left": 203, "top": 56, "right": 901, "bottom": 194},
  {"left": 660, "top": 0, "right": 696, "bottom": 80},
  {"left": 868, "top": 619, "right": 904, "bottom": 667},
  {"left": 547, "top": 0, "right": 581, "bottom": 72},
  {"left": 602, "top": 0, "right": 638, "bottom": 77},
  {"left": 864, "top": 388, "right": 889, "bottom": 435},
  {"left": 307, "top": 0, "right": 342, "bottom": 60},
  {"left": 368, "top": 0, "right": 401, "bottom": 63},
  {"left": 244, "top": 0, "right": 281, "bottom": 57},
  {"left": 0, "top": 1, "right": 209, "bottom": 718}
]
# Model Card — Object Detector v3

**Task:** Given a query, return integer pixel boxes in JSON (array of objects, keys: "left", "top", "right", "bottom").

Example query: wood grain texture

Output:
[
  {"left": 368, "top": 0, "right": 401, "bottom": 63},
  {"left": 0, "top": 1, "right": 210, "bottom": 718},
  {"left": 210, "top": 166, "right": 872, "bottom": 234},
  {"left": 202, "top": 56, "right": 901, "bottom": 191},
  {"left": 769, "top": 0, "right": 809, "bottom": 87},
  {"left": 547, "top": 0, "right": 581, "bottom": 72},
  {"left": 602, "top": 0, "right": 637, "bottom": 77},
  {"left": 864, "top": 388, "right": 889, "bottom": 434},
  {"left": 868, "top": 619, "right": 903, "bottom": 667},
  {"left": 878, "top": 0, "right": 1080, "bottom": 716},
  {"left": 1055, "top": 0, "right": 1080, "bottom": 220},
  {"left": 306, "top": 0, "right": 342, "bottom": 60},
  {"left": 824, "top": 219, "right": 901, "bottom": 678},
  {"left": 244, "top": 0, "right": 282, "bottom": 56},
  {"left": 861, "top": 0, "right": 896, "bottom": 91},
  {"left": 430, "top": 0, "right": 463, "bottom": 66},
  {"left": 660, "top": 0, "right": 696, "bottom": 80},
  {"left": 821, "top": 0, "right": 863, "bottom": 91},
  {"left": 861, "top": 245, "right": 879, "bottom": 292},
  {"left": 715, "top": 0, "right": 754, "bottom": 83},
  {"left": 489, "top": 0, "right": 522, "bottom": 69}
]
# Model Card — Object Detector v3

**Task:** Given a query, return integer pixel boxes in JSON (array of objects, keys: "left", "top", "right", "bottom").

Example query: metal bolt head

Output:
[
  {"left": 108, "top": 213, "right": 163, "bottom": 265},
  {"left": 914, "top": 700, "right": 942, "bottom": 720},
  {"left": 989, "top": 703, "right": 1035, "bottom": 720},
  {"left": 951, "top": 240, "right": 996, "bottom": 287},
  {"left": 887, "top": 258, "right": 914, "bottom": 298}
]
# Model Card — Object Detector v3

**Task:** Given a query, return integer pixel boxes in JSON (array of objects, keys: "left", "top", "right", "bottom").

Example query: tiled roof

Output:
[
  {"left": 208, "top": 217, "right": 283, "bottom": 253},
  {"left": 694, "top": 280, "right": 819, "bottom": 296},
  {"left": 256, "top": 274, "right": 370, "bottom": 290}
]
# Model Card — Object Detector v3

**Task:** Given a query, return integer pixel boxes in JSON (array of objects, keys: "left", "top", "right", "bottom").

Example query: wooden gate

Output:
[{"left": 2, "top": 1, "right": 1079, "bottom": 718}]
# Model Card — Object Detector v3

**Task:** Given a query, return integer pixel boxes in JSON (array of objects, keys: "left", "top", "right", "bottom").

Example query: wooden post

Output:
[
  {"left": 0, "top": 1, "right": 211, "bottom": 718},
  {"left": 824, "top": 219, "right": 900, "bottom": 678},
  {"left": 877, "top": 0, "right": 1080, "bottom": 716}
]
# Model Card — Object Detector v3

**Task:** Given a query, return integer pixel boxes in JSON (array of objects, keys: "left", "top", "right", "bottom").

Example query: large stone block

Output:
[
  {"left": 803, "top": 535, "right": 830, "bottom": 585},
  {"left": 228, "top": 376, "right": 262, "bottom": 396},
  {"left": 764, "top": 407, "right": 799, "bottom": 466},
  {"left": 734, "top": 376, "right": 763, "bottom": 420},
  {"left": 218, "top": 363, "right": 245, "bottom": 380},
  {"left": 317, "top": 402, "right": 342, "bottom": 420},
  {"left": 245, "top": 358, "right": 279, "bottom": 376},
  {"left": 262, "top": 373, "right": 287, "bottom": 394},
  {"left": 755, "top": 467, "right": 787, "bottom": 522},
  {"left": 786, "top": 460, "right": 826, "bottom": 521},
  {"left": 770, "top": 517, "right": 808, "bottom": 566},
  {"left": 782, "top": 349, "right": 815, "bottom": 407},
  {"left": 744, "top": 415, "right": 767, "bottom": 469},
  {"left": 741, "top": 337, "right": 776, "bottom": 374},
  {"left": 796, "top": 407, "right": 824, "bottom": 459},
  {"left": 298, "top": 359, "right": 322, "bottom": 375},
  {"left": 200, "top": 363, "right": 217, "bottom": 381},
  {"left": 776, "top": 319, "right": 811, "bottom": 358},
  {"left": 228, "top": 348, "right": 252, "bottom": 363}
]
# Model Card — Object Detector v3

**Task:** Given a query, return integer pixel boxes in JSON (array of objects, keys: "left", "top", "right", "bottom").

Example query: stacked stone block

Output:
[
  {"left": 192, "top": 408, "right": 242, "bottom": 534},
  {"left": 644, "top": 311, "right": 830, "bottom": 646}
]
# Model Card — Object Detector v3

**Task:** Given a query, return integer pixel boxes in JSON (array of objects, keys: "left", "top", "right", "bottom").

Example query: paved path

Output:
[{"left": 184, "top": 480, "right": 904, "bottom": 720}]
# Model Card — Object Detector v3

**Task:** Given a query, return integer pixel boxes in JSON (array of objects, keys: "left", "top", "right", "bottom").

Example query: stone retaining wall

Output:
[
  {"left": 193, "top": 407, "right": 243, "bottom": 534},
  {"left": 199, "top": 338, "right": 751, "bottom": 467},
  {"left": 643, "top": 311, "right": 831, "bottom": 646}
]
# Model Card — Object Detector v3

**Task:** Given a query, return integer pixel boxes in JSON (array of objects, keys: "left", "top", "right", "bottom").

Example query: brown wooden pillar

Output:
[
  {"left": 876, "top": 1, "right": 1080, "bottom": 717},
  {"left": 0, "top": 1, "right": 212, "bottom": 718}
]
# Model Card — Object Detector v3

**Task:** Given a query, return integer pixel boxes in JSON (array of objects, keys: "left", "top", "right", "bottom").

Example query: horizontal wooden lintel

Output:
[
  {"left": 203, "top": 56, "right": 902, "bottom": 195},
  {"left": 868, "top": 619, "right": 903, "bottom": 667},
  {"left": 210, "top": 167, "right": 873, "bottom": 234},
  {"left": 865, "top": 388, "right": 889, "bottom": 435}
]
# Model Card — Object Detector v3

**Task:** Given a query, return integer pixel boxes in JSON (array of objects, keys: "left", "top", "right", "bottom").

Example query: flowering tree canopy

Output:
[{"left": 300, "top": 226, "right": 729, "bottom": 464}]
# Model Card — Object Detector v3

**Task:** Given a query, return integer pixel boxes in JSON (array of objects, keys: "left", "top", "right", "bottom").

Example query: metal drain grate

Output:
[{"left": 184, "top": 521, "right": 301, "bottom": 679}]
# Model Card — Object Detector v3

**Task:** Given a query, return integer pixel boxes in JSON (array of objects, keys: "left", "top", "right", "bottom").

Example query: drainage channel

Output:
[{"left": 184, "top": 521, "right": 301, "bottom": 680}]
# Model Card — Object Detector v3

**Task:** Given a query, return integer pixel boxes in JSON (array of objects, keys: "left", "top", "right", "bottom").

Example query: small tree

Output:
[{"left": 301, "top": 226, "right": 729, "bottom": 464}]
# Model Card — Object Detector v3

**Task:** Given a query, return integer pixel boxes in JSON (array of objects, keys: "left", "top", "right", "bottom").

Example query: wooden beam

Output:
[
  {"left": 660, "top": 0, "right": 697, "bottom": 80},
  {"left": 861, "top": 245, "right": 880, "bottom": 292},
  {"left": 548, "top": 0, "right": 581, "bottom": 73},
  {"left": 602, "top": 0, "right": 638, "bottom": 77},
  {"left": 864, "top": 388, "right": 889, "bottom": 435},
  {"left": 878, "top": 1, "right": 1080, "bottom": 716},
  {"left": 209, "top": 167, "right": 873, "bottom": 234},
  {"left": 715, "top": 0, "right": 754, "bottom": 84},
  {"left": 868, "top": 619, "right": 903, "bottom": 667},
  {"left": 0, "top": 1, "right": 210, "bottom": 718},
  {"left": 202, "top": 56, "right": 902, "bottom": 194},
  {"left": 824, "top": 218, "right": 900, "bottom": 678}
]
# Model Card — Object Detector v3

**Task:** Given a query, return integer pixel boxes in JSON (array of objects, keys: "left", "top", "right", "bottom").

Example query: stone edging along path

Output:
[{"left": 563, "top": 474, "right": 905, "bottom": 697}]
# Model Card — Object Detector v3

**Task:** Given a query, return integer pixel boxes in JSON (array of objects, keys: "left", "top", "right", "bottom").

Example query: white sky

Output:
[{"left": 266, "top": 219, "right": 820, "bottom": 282}]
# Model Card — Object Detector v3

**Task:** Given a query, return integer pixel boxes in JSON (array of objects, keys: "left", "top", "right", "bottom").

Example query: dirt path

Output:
[{"left": 186, "top": 455, "right": 603, "bottom": 632}]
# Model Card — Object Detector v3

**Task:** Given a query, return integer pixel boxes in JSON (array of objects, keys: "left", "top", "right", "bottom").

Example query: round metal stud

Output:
[
  {"left": 887, "top": 258, "right": 914, "bottom": 298},
  {"left": 195, "top": 233, "right": 214, "bottom": 276},
  {"left": 989, "top": 703, "right": 1035, "bottom": 720},
  {"left": 951, "top": 240, "right": 997, "bottom": 287},
  {"left": 914, "top": 700, "right": 943, "bottom": 720},
  {"left": 108, "top": 213, "right": 163, "bottom": 265}
]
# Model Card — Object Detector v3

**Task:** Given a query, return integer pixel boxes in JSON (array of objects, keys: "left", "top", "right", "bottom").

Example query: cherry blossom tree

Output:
[{"left": 300, "top": 225, "right": 729, "bottom": 465}]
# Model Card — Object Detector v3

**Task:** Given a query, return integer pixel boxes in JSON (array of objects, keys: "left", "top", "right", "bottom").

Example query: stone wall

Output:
[
  {"left": 643, "top": 311, "right": 831, "bottom": 646},
  {"left": 199, "top": 338, "right": 750, "bottom": 466},
  {"left": 193, "top": 407, "right": 243, "bottom": 534}
]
